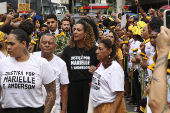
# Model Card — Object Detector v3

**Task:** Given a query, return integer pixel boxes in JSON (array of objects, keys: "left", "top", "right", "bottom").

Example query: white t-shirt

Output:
[
  {"left": 145, "top": 41, "right": 154, "bottom": 58},
  {"left": 90, "top": 61, "right": 124, "bottom": 107},
  {"left": 128, "top": 39, "right": 142, "bottom": 69},
  {"left": 0, "top": 54, "right": 58, "bottom": 108},
  {"left": 33, "top": 52, "right": 69, "bottom": 111},
  {"left": 0, "top": 51, "right": 6, "bottom": 60}
]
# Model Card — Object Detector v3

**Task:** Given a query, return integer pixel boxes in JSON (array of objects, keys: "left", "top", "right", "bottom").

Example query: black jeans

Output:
[{"left": 0, "top": 106, "right": 44, "bottom": 113}]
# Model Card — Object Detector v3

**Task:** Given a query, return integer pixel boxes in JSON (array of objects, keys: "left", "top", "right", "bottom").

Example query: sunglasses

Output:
[
  {"left": 129, "top": 16, "right": 134, "bottom": 19},
  {"left": 107, "top": 36, "right": 114, "bottom": 38}
]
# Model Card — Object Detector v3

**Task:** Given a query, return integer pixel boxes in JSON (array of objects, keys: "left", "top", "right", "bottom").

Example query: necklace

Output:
[{"left": 77, "top": 47, "right": 85, "bottom": 58}]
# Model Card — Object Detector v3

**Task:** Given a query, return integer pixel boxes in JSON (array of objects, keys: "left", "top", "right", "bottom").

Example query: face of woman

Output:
[
  {"left": 96, "top": 43, "right": 111, "bottom": 61},
  {"left": 150, "top": 31, "right": 158, "bottom": 48},
  {"left": 36, "top": 23, "right": 40, "bottom": 28},
  {"left": 141, "top": 26, "right": 149, "bottom": 39},
  {"left": 127, "top": 29, "right": 133, "bottom": 38},
  {"left": 115, "top": 26, "right": 121, "bottom": 37},
  {"left": 128, "top": 16, "right": 134, "bottom": 23},
  {"left": 7, "top": 34, "right": 24, "bottom": 58},
  {"left": 108, "top": 32, "right": 115, "bottom": 42},
  {"left": 73, "top": 24, "right": 86, "bottom": 42}
]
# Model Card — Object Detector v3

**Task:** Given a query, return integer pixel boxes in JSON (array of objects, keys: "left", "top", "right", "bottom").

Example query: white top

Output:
[
  {"left": 145, "top": 41, "right": 154, "bottom": 58},
  {"left": 128, "top": 39, "right": 142, "bottom": 69},
  {"left": 49, "top": 29, "right": 59, "bottom": 35},
  {"left": 0, "top": 54, "right": 58, "bottom": 108},
  {"left": 136, "top": 41, "right": 154, "bottom": 82},
  {"left": 90, "top": 61, "right": 124, "bottom": 107},
  {"left": 0, "top": 51, "right": 6, "bottom": 60},
  {"left": 33, "top": 52, "right": 69, "bottom": 111}
]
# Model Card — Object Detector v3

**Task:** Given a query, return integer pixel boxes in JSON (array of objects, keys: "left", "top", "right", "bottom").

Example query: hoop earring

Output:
[{"left": 84, "top": 35, "right": 87, "bottom": 41}]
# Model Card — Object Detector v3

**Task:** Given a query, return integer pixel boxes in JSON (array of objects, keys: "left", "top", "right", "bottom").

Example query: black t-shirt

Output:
[{"left": 62, "top": 46, "right": 100, "bottom": 82}]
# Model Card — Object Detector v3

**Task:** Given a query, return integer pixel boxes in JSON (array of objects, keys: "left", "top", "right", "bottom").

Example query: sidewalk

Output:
[{"left": 124, "top": 97, "right": 138, "bottom": 113}]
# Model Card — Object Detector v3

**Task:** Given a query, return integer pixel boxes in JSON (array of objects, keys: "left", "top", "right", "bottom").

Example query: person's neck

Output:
[
  {"left": 144, "top": 36, "right": 150, "bottom": 40},
  {"left": 77, "top": 40, "right": 85, "bottom": 48},
  {"left": 154, "top": 46, "right": 156, "bottom": 50},
  {"left": 41, "top": 52, "right": 54, "bottom": 61},
  {"left": 63, "top": 30, "right": 69, "bottom": 33},
  {"left": 50, "top": 28, "right": 57, "bottom": 32},
  {"left": 102, "top": 58, "right": 109, "bottom": 68},
  {"left": 15, "top": 51, "right": 30, "bottom": 62},
  {"left": 129, "top": 22, "right": 133, "bottom": 25},
  {"left": 133, "top": 37, "right": 137, "bottom": 41}
]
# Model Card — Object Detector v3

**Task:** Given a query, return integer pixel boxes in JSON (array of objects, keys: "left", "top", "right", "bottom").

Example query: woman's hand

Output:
[
  {"left": 131, "top": 58, "right": 136, "bottom": 63},
  {"left": 141, "top": 62, "right": 148, "bottom": 69},
  {"left": 140, "top": 43, "right": 145, "bottom": 53},
  {"left": 135, "top": 55, "right": 140, "bottom": 62},
  {"left": 123, "top": 51, "right": 129, "bottom": 57},
  {"left": 128, "top": 71, "right": 132, "bottom": 78},
  {"left": 89, "top": 65, "right": 96, "bottom": 74},
  {"left": 146, "top": 83, "right": 151, "bottom": 95}
]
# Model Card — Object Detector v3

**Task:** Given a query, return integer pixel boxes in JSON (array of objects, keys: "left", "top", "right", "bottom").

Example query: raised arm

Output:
[
  {"left": 0, "top": 14, "right": 13, "bottom": 29},
  {"left": 135, "top": 0, "right": 146, "bottom": 16},
  {"left": 148, "top": 26, "right": 170, "bottom": 113},
  {"left": 44, "top": 80, "right": 56, "bottom": 113}
]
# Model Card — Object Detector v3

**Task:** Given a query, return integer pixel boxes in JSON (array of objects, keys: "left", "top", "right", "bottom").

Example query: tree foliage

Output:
[{"left": 108, "top": 7, "right": 113, "bottom": 14}]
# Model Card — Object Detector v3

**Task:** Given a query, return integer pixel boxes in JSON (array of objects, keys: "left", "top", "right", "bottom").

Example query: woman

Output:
[
  {"left": 90, "top": 38, "right": 126, "bottom": 113},
  {"left": 62, "top": 20, "right": 99, "bottom": 113},
  {"left": 0, "top": 28, "right": 58, "bottom": 113},
  {"left": 0, "top": 31, "right": 7, "bottom": 59},
  {"left": 108, "top": 30, "right": 123, "bottom": 68},
  {"left": 139, "top": 25, "right": 154, "bottom": 78},
  {"left": 128, "top": 26, "right": 143, "bottom": 107}
]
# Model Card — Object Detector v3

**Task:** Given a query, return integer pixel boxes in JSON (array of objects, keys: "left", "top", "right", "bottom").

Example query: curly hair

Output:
[
  {"left": 69, "top": 20, "right": 95, "bottom": 51},
  {"left": 0, "top": 24, "right": 15, "bottom": 35},
  {"left": 19, "top": 21, "right": 33, "bottom": 35},
  {"left": 103, "top": 18, "right": 111, "bottom": 27},
  {"left": 109, "top": 30, "right": 120, "bottom": 51},
  {"left": 149, "top": 17, "right": 163, "bottom": 30},
  {"left": 80, "top": 18, "right": 99, "bottom": 41},
  {"left": 100, "top": 38, "right": 118, "bottom": 69}
]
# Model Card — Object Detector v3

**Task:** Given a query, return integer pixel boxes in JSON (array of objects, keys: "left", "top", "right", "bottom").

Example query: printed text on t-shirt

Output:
[
  {"left": 91, "top": 72, "right": 101, "bottom": 90},
  {"left": 2, "top": 71, "right": 36, "bottom": 89},
  {"left": 71, "top": 56, "right": 90, "bottom": 70}
]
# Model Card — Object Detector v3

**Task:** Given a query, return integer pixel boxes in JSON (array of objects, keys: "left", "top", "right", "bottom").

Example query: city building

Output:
[{"left": 129, "top": 0, "right": 170, "bottom": 13}]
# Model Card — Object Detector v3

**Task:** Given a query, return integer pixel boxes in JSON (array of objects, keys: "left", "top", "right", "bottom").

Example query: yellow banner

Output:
[{"left": 18, "top": 3, "right": 30, "bottom": 12}]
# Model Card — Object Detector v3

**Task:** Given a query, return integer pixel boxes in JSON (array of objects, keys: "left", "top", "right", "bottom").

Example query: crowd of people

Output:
[{"left": 0, "top": 0, "right": 170, "bottom": 113}]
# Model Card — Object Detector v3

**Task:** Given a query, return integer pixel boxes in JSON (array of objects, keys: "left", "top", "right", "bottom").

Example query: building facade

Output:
[{"left": 130, "top": 0, "right": 169, "bottom": 14}]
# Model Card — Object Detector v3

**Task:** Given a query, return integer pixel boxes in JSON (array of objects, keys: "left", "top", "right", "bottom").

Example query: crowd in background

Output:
[{"left": 0, "top": 0, "right": 169, "bottom": 113}]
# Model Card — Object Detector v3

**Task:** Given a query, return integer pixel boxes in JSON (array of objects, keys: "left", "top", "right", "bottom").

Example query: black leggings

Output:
[
  {"left": 132, "top": 70, "right": 141, "bottom": 107},
  {"left": 0, "top": 106, "right": 44, "bottom": 113}
]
